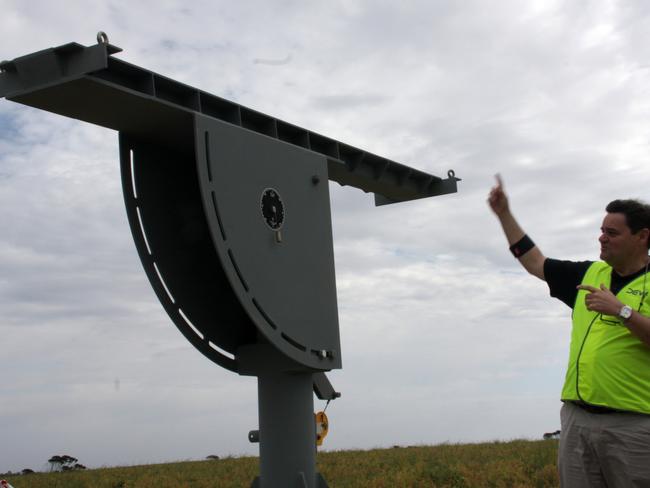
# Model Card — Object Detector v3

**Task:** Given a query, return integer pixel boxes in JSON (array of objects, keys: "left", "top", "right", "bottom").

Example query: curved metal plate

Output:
[
  {"left": 195, "top": 115, "right": 341, "bottom": 370},
  {"left": 119, "top": 133, "right": 256, "bottom": 372}
]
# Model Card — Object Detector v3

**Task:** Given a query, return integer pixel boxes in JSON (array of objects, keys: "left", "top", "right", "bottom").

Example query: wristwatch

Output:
[{"left": 618, "top": 305, "right": 633, "bottom": 322}]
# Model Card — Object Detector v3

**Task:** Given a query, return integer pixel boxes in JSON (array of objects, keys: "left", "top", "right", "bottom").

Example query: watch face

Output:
[
  {"left": 260, "top": 188, "right": 284, "bottom": 230},
  {"left": 619, "top": 305, "right": 633, "bottom": 320}
]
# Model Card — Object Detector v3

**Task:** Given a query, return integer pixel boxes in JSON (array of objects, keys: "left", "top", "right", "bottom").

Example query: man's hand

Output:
[
  {"left": 487, "top": 174, "right": 546, "bottom": 281},
  {"left": 487, "top": 174, "right": 509, "bottom": 216},
  {"left": 577, "top": 284, "right": 623, "bottom": 316}
]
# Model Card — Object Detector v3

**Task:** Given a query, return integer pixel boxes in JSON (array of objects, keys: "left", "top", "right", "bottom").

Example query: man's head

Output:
[{"left": 600, "top": 199, "right": 650, "bottom": 270}]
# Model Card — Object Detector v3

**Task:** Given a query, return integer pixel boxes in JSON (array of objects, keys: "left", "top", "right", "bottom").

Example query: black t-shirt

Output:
[{"left": 544, "top": 258, "right": 649, "bottom": 309}]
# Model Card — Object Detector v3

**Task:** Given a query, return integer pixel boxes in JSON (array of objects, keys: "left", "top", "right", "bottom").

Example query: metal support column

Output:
[{"left": 253, "top": 372, "right": 327, "bottom": 488}]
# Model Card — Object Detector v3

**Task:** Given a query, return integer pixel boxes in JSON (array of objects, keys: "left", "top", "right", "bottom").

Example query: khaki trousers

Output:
[{"left": 559, "top": 401, "right": 650, "bottom": 487}]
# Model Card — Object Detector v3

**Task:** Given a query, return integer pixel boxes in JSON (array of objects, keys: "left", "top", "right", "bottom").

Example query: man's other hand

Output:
[{"left": 577, "top": 284, "right": 623, "bottom": 316}]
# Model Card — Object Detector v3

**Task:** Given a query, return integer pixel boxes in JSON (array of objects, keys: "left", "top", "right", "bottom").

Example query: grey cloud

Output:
[
  {"left": 253, "top": 54, "right": 292, "bottom": 66},
  {"left": 310, "top": 93, "right": 390, "bottom": 111}
]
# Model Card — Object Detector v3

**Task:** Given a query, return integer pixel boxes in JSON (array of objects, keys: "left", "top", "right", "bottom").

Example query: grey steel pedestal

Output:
[{"left": 252, "top": 372, "right": 327, "bottom": 488}]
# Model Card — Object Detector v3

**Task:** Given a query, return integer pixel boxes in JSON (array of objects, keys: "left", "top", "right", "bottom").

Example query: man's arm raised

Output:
[{"left": 487, "top": 175, "right": 546, "bottom": 281}]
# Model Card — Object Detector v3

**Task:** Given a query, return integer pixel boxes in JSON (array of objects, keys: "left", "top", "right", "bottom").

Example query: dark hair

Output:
[{"left": 606, "top": 199, "right": 650, "bottom": 249}]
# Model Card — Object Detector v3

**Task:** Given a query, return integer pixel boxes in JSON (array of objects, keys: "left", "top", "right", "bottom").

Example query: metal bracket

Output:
[
  {"left": 313, "top": 372, "right": 341, "bottom": 401},
  {"left": 248, "top": 430, "right": 260, "bottom": 443}
]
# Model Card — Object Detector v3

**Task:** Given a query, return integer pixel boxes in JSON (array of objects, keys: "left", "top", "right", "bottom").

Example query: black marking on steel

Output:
[
  {"left": 210, "top": 191, "right": 227, "bottom": 241},
  {"left": 260, "top": 188, "right": 285, "bottom": 230},
  {"left": 282, "top": 332, "right": 307, "bottom": 352},
  {"left": 228, "top": 249, "right": 249, "bottom": 292},
  {"left": 252, "top": 298, "right": 278, "bottom": 330}
]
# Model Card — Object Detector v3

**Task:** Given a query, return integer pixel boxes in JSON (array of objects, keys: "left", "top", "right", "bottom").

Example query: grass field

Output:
[{"left": 4, "top": 439, "right": 559, "bottom": 487}]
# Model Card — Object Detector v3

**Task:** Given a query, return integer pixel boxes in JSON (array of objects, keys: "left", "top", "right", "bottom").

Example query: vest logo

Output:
[{"left": 625, "top": 288, "right": 648, "bottom": 298}]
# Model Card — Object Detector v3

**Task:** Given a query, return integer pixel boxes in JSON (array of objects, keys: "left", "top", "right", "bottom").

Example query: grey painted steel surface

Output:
[
  {"left": 195, "top": 115, "right": 341, "bottom": 371},
  {"left": 0, "top": 40, "right": 460, "bottom": 205},
  {"left": 1, "top": 38, "right": 460, "bottom": 487},
  {"left": 120, "top": 116, "right": 341, "bottom": 373},
  {"left": 256, "top": 373, "right": 317, "bottom": 487}
]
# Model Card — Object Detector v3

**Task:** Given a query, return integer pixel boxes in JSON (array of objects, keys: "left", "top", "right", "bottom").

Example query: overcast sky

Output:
[{"left": 2, "top": 0, "right": 650, "bottom": 474}]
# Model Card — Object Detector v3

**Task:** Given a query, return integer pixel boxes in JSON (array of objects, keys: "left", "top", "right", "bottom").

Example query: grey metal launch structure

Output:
[{"left": 0, "top": 34, "right": 459, "bottom": 487}]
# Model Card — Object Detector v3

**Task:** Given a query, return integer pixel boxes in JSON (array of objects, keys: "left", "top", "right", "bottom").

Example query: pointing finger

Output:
[
  {"left": 495, "top": 173, "right": 503, "bottom": 189},
  {"left": 577, "top": 285, "right": 598, "bottom": 293}
]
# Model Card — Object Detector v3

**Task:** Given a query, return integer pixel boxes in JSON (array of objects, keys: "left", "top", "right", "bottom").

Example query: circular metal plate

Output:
[{"left": 260, "top": 188, "right": 284, "bottom": 230}]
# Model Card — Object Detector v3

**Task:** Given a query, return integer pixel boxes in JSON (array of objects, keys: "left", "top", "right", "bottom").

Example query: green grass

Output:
[{"left": 4, "top": 439, "right": 558, "bottom": 487}]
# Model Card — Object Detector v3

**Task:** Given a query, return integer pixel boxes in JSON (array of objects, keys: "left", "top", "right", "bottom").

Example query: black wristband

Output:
[{"left": 510, "top": 234, "right": 535, "bottom": 258}]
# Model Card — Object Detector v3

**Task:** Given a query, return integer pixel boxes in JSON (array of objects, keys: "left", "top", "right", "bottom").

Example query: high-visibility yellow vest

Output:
[{"left": 561, "top": 261, "right": 650, "bottom": 413}]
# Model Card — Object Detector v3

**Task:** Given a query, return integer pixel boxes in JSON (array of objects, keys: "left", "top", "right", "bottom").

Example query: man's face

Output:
[{"left": 599, "top": 212, "right": 643, "bottom": 267}]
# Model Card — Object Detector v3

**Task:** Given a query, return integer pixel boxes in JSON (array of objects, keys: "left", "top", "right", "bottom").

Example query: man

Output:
[{"left": 488, "top": 175, "right": 650, "bottom": 487}]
